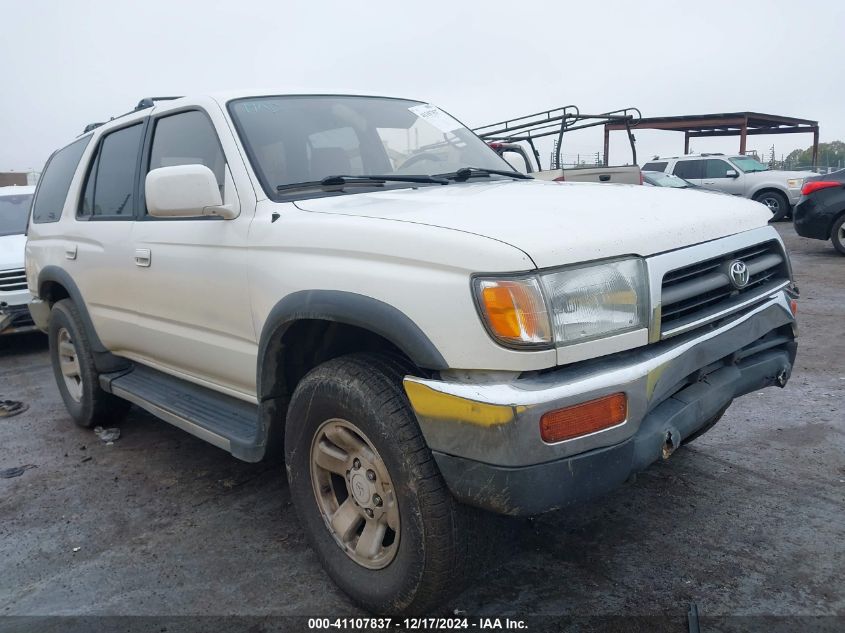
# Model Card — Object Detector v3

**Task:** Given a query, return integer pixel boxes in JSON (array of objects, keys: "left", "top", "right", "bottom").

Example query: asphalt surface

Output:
[{"left": 1, "top": 224, "right": 843, "bottom": 631}]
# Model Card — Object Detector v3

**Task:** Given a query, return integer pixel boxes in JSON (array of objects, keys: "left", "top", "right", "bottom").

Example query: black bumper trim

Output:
[{"left": 433, "top": 346, "right": 795, "bottom": 517}]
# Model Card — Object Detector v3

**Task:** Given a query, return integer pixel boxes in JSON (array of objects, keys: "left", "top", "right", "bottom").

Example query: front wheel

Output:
[
  {"left": 285, "top": 353, "right": 468, "bottom": 615},
  {"left": 755, "top": 191, "right": 789, "bottom": 222},
  {"left": 831, "top": 214, "right": 845, "bottom": 255}
]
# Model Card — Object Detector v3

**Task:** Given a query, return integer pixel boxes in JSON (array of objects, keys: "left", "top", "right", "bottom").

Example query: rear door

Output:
[
  {"left": 127, "top": 106, "right": 258, "bottom": 398},
  {"left": 671, "top": 159, "right": 705, "bottom": 186},
  {"left": 71, "top": 121, "right": 146, "bottom": 355}
]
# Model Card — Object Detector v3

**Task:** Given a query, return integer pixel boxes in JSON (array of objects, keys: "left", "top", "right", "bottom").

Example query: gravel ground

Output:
[{"left": 0, "top": 224, "right": 842, "bottom": 632}]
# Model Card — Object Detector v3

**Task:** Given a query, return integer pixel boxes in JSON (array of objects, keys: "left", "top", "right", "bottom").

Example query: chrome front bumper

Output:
[{"left": 404, "top": 288, "right": 797, "bottom": 471}]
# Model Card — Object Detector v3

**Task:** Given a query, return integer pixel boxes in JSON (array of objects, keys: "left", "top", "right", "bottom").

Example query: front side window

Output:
[
  {"left": 704, "top": 159, "right": 733, "bottom": 179},
  {"left": 672, "top": 160, "right": 703, "bottom": 180},
  {"left": 228, "top": 96, "right": 512, "bottom": 199},
  {"left": 148, "top": 110, "right": 226, "bottom": 190},
  {"left": 0, "top": 193, "right": 34, "bottom": 236},
  {"left": 80, "top": 124, "right": 144, "bottom": 218},
  {"left": 32, "top": 136, "right": 91, "bottom": 224}
]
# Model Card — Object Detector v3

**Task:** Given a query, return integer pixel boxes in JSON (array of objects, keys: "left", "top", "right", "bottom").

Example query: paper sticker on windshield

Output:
[{"left": 409, "top": 104, "right": 462, "bottom": 133}]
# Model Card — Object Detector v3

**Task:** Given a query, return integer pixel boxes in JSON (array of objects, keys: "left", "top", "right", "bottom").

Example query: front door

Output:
[
  {"left": 127, "top": 108, "right": 258, "bottom": 399},
  {"left": 702, "top": 158, "right": 745, "bottom": 195}
]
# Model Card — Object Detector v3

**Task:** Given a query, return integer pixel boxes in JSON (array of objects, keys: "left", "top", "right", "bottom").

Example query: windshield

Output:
[
  {"left": 730, "top": 156, "right": 769, "bottom": 173},
  {"left": 228, "top": 96, "right": 513, "bottom": 199},
  {"left": 644, "top": 172, "right": 692, "bottom": 188},
  {"left": 0, "top": 193, "right": 33, "bottom": 237}
]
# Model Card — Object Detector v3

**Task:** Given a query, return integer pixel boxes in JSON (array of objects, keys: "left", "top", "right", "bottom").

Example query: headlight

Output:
[
  {"left": 474, "top": 258, "right": 648, "bottom": 349},
  {"left": 787, "top": 178, "right": 803, "bottom": 189},
  {"left": 540, "top": 258, "right": 648, "bottom": 345}
]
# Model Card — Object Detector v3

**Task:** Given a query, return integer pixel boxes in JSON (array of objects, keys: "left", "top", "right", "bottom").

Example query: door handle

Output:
[
  {"left": 134, "top": 248, "right": 151, "bottom": 267},
  {"left": 599, "top": 174, "right": 611, "bottom": 182},
  {"left": 65, "top": 244, "right": 77, "bottom": 260}
]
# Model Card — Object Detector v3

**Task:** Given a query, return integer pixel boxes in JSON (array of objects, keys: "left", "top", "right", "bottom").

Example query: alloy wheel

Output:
[
  {"left": 57, "top": 328, "right": 83, "bottom": 402},
  {"left": 310, "top": 418, "right": 400, "bottom": 569}
]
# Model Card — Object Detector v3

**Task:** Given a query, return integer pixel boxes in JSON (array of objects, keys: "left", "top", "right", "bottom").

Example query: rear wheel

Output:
[
  {"left": 755, "top": 190, "right": 789, "bottom": 222},
  {"left": 48, "top": 299, "right": 130, "bottom": 428},
  {"left": 285, "top": 353, "right": 468, "bottom": 615},
  {"left": 831, "top": 214, "right": 845, "bottom": 255}
]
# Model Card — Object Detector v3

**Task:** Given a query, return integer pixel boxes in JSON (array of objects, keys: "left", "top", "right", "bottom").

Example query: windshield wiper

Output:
[
  {"left": 276, "top": 174, "right": 449, "bottom": 193},
  {"left": 437, "top": 167, "right": 533, "bottom": 182}
]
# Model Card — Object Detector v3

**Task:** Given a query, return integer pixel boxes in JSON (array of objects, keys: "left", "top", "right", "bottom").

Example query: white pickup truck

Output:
[
  {"left": 26, "top": 91, "right": 798, "bottom": 615},
  {"left": 488, "top": 140, "right": 642, "bottom": 184}
]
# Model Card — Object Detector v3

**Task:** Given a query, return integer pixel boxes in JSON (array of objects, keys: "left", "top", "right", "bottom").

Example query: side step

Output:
[{"left": 100, "top": 365, "right": 259, "bottom": 458}]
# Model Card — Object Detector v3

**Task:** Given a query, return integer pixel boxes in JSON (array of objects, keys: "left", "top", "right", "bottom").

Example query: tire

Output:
[
  {"left": 755, "top": 190, "right": 789, "bottom": 222},
  {"left": 284, "top": 353, "right": 468, "bottom": 615},
  {"left": 831, "top": 214, "right": 845, "bottom": 256},
  {"left": 48, "top": 299, "right": 130, "bottom": 428},
  {"left": 682, "top": 404, "right": 730, "bottom": 446}
]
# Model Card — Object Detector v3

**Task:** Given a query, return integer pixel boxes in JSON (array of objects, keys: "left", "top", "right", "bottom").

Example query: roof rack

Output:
[
  {"left": 473, "top": 105, "right": 641, "bottom": 169},
  {"left": 135, "top": 96, "right": 183, "bottom": 111},
  {"left": 80, "top": 96, "right": 184, "bottom": 135}
]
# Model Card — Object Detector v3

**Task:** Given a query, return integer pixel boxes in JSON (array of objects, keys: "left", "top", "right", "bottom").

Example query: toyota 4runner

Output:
[{"left": 26, "top": 92, "right": 798, "bottom": 615}]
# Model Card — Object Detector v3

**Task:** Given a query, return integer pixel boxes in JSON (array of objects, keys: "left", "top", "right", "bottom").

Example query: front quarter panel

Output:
[{"left": 248, "top": 201, "right": 557, "bottom": 372}]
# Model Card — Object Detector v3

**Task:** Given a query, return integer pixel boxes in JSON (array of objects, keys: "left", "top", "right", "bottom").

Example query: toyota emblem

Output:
[{"left": 728, "top": 260, "right": 750, "bottom": 288}]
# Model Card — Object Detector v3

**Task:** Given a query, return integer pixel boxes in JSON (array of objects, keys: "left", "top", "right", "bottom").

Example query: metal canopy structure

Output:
[{"left": 604, "top": 112, "right": 820, "bottom": 167}]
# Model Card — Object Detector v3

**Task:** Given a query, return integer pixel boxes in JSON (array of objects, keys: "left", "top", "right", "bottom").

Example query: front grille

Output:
[
  {"left": 0, "top": 268, "right": 27, "bottom": 292},
  {"left": 1, "top": 303, "right": 34, "bottom": 328},
  {"left": 660, "top": 240, "right": 789, "bottom": 337}
]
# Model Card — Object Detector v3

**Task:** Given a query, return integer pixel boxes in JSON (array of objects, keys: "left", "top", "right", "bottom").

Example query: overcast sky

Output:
[{"left": 3, "top": 0, "right": 844, "bottom": 172}]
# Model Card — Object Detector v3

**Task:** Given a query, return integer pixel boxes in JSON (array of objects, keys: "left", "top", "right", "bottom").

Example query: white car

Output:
[
  {"left": 0, "top": 185, "right": 37, "bottom": 334},
  {"left": 25, "top": 92, "right": 798, "bottom": 614}
]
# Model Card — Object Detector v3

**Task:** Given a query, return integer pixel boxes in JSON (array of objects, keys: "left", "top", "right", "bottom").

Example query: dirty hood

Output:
[
  {"left": 295, "top": 179, "right": 772, "bottom": 268},
  {"left": 0, "top": 233, "right": 25, "bottom": 272}
]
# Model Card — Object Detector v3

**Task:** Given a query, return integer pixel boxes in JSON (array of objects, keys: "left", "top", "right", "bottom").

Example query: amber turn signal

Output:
[
  {"left": 476, "top": 278, "right": 551, "bottom": 346},
  {"left": 539, "top": 392, "right": 628, "bottom": 443}
]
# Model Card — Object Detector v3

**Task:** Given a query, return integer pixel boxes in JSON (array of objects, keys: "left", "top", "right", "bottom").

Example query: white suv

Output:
[
  {"left": 0, "top": 185, "right": 37, "bottom": 334},
  {"left": 26, "top": 92, "right": 798, "bottom": 614},
  {"left": 642, "top": 153, "right": 814, "bottom": 221}
]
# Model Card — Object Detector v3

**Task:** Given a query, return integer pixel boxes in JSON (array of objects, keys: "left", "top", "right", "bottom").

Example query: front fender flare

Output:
[{"left": 257, "top": 290, "right": 447, "bottom": 397}]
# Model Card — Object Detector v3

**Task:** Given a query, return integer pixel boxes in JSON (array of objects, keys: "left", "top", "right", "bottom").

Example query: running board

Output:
[{"left": 100, "top": 365, "right": 259, "bottom": 459}]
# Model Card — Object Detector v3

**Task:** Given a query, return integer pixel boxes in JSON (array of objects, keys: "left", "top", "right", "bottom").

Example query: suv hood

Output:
[
  {"left": 744, "top": 169, "right": 814, "bottom": 182},
  {"left": 0, "top": 233, "right": 25, "bottom": 271},
  {"left": 295, "top": 180, "right": 771, "bottom": 268}
]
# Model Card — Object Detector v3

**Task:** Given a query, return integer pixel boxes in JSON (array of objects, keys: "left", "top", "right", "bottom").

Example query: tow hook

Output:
[{"left": 662, "top": 430, "right": 678, "bottom": 460}]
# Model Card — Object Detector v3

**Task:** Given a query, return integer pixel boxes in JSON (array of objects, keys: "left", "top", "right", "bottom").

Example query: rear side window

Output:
[
  {"left": 148, "top": 110, "right": 226, "bottom": 188},
  {"left": 672, "top": 160, "right": 703, "bottom": 180},
  {"left": 642, "top": 161, "right": 668, "bottom": 172},
  {"left": 79, "top": 123, "right": 144, "bottom": 219},
  {"left": 32, "top": 136, "right": 91, "bottom": 224}
]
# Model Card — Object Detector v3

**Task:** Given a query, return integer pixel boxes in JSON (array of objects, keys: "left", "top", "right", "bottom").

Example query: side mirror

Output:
[
  {"left": 725, "top": 169, "right": 739, "bottom": 178},
  {"left": 145, "top": 165, "right": 237, "bottom": 219}
]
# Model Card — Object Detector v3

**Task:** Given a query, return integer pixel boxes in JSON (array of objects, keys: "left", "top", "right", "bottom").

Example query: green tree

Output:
[{"left": 785, "top": 141, "right": 845, "bottom": 168}]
